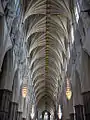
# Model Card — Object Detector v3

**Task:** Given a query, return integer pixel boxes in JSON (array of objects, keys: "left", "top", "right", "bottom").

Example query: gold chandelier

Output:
[
  {"left": 66, "top": 78, "right": 72, "bottom": 100},
  {"left": 22, "top": 85, "right": 27, "bottom": 98}
]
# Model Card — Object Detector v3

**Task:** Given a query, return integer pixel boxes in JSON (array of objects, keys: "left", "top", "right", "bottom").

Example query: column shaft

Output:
[
  {"left": 75, "top": 105, "right": 84, "bottom": 120},
  {"left": 8, "top": 102, "right": 18, "bottom": 120},
  {"left": 70, "top": 113, "right": 74, "bottom": 120},
  {"left": 0, "top": 89, "right": 12, "bottom": 120},
  {"left": 16, "top": 111, "right": 22, "bottom": 120},
  {"left": 82, "top": 92, "right": 90, "bottom": 120}
]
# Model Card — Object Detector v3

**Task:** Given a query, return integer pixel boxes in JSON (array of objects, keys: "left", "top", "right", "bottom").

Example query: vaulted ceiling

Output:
[{"left": 23, "top": 0, "right": 71, "bottom": 113}]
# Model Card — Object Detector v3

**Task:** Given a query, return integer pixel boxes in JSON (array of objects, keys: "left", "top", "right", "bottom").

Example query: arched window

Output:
[
  {"left": 15, "top": 0, "right": 21, "bottom": 16},
  {"left": 74, "top": 1, "right": 80, "bottom": 23},
  {"left": 0, "top": 16, "right": 4, "bottom": 48},
  {"left": 71, "top": 25, "right": 74, "bottom": 44},
  {"left": 44, "top": 112, "right": 48, "bottom": 120}
]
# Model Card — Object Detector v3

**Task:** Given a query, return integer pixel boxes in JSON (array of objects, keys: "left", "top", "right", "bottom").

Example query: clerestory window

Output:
[{"left": 74, "top": 0, "right": 81, "bottom": 23}]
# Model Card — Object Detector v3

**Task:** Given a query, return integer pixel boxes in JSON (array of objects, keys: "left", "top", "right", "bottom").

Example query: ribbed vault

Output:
[{"left": 23, "top": 0, "right": 71, "bottom": 113}]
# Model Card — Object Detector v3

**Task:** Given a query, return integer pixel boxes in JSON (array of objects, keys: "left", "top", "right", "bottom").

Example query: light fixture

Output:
[
  {"left": 31, "top": 105, "right": 35, "bottom": 119},
  {"left": 22, "top": 85, "right": 27, "bottom": 98},
  {"left": 58, "top": 105, "right": 62, "bottom": 119},
  {"left": 66, "top": 78, "right": 72, "bottom": 100}
]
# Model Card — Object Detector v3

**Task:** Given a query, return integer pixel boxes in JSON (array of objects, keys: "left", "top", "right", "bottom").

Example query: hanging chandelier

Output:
[
  {"left": 58, "top": 105, "right": 62, "bottom": 119},
  {"left": 66, "top": 78, "right": 72, "bottom": 100},
  {"left": 22, "top": 84, "right": 27, "bottom": 98}
]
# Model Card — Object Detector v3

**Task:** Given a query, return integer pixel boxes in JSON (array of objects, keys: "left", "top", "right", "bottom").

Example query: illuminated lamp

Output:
[
  {"left": 22, "top": 85, "right": 27, "bottom": 98},
  {"left": 66, "top": 78, "right": 72, "bottom": 100}
]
